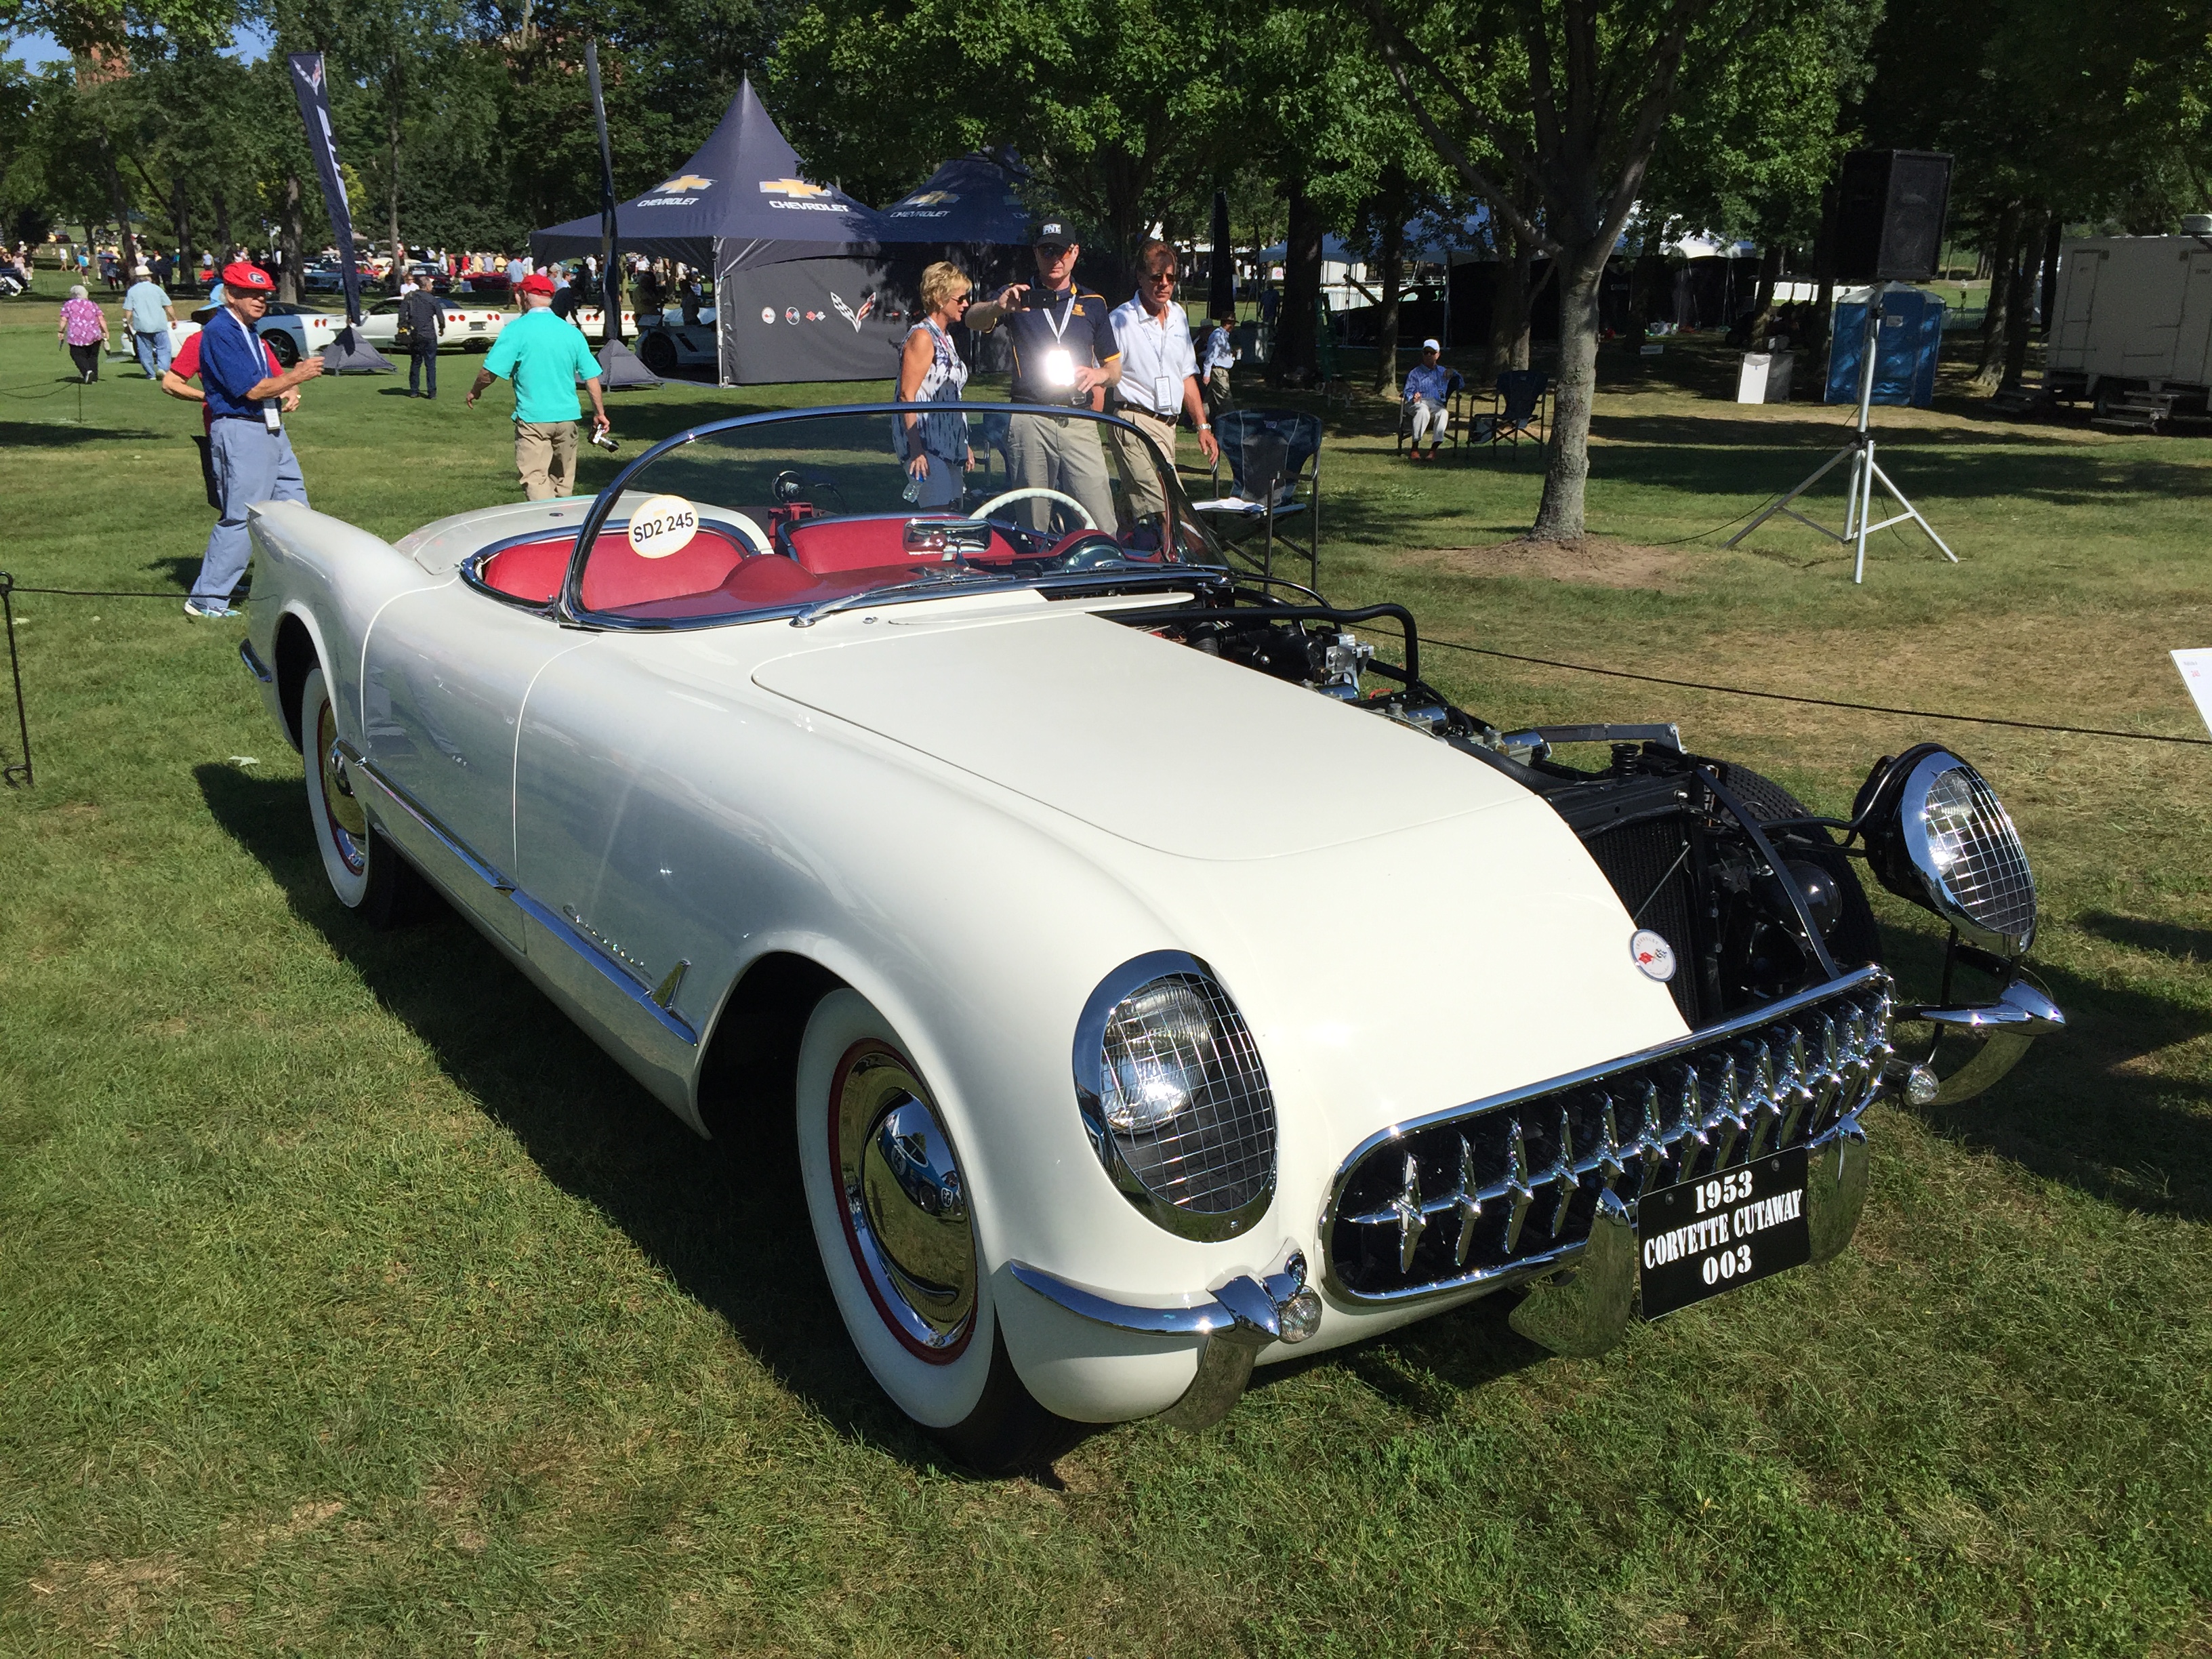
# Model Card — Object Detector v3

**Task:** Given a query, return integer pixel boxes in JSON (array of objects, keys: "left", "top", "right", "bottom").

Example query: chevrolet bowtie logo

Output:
[
  {"left": 759, "top": 177, "right": 831, "bottom": 197},
  {"left": 655, "top": 174, "right": 714, "bottom": 192}
]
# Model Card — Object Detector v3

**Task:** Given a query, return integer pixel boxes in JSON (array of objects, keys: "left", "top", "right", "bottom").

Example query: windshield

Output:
[{"left": 547, "top": 405, "right": 1227, "bottom": 627}]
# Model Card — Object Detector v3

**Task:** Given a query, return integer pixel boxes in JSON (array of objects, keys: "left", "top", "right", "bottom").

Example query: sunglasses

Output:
[{"left": 1144, "top": 269, "right": 1179, "bottom": 284}]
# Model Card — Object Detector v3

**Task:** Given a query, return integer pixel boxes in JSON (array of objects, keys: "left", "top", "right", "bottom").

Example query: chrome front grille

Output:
[
  {"left": 1924, "top": 765, "right": 2036, "bottom": 943},
  {"left": 1324, "top": 970, "right": 1893, "bottom": 1303}
]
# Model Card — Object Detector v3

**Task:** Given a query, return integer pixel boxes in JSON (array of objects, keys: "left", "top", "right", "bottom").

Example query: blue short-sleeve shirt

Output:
[{"left": 200, "top": 308, "right": 273, "bottom": 422}]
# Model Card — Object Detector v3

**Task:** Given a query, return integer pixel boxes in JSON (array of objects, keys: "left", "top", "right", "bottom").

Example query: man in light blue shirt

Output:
[
  {"left": 1402, "top": 338, "right": 1461, "bottom": 462},
  {"left": 1198, "top": 310, "right": 1237, "bottom": 422},
  {"left": 121, "top": 264, "right": 176, "bottom": 381},
  {"left": 466, "top": 270, "right": 610, "bottom": 499}
]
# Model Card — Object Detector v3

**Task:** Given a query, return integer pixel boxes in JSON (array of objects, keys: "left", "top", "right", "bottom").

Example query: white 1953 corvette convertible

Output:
[{"left": 239, "top": 405, "right": 2061, "bottom": 1471}]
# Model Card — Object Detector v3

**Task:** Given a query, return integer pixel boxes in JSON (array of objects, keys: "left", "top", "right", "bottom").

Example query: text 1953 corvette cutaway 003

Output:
[{"left": 239, "top": 404, "right": 2062, "bottom": 1471}]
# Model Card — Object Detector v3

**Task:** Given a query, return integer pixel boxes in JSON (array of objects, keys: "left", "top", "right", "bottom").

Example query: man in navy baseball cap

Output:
[{"left": 962, "top": 217, "right": 1122, "bottom": 533}]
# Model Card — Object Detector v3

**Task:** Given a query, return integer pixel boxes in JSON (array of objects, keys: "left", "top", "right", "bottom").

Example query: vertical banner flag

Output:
[
  {"left": 585, "top": 39, "right": 625, "bottom": 345},
  {"left": 286, "top": 52, "right": 363, "bottom": 330}
]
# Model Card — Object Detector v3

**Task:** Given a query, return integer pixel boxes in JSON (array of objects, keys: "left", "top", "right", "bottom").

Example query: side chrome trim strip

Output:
[
  {"left": 239, "top": 638, "right": 274, "bottom": 684},
  {"left": 346, "top": 746, "right": 516, "bottom": 895},
  {"left": 344, "top": 745, "right": 698, "bottom": 1048},
  {"left": 507, "top": 888, "right": 699, "bottom": 1046}
]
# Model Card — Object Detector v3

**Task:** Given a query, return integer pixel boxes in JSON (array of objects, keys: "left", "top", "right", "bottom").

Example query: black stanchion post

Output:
[{"left": 1, "top": 572, "right": 31, "bottom": 787}]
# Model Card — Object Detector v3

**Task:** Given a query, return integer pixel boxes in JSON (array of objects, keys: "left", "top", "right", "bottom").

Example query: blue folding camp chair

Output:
[{"left": 1199, "top": 408, "right": 1324, "bottom": 585}]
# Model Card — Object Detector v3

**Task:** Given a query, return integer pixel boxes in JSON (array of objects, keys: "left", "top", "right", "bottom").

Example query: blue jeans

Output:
[
  {"left": 191, "top": 418, "right": 308, "bottom": 609},
  {"left": 408, "top": 343, "right": 437, "bottom": 396},
  {"left": 132, "top": 328, "right": 171, "bottom": 380}
]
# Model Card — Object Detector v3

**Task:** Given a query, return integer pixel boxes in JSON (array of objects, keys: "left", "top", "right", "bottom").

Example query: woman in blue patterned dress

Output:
[{"left": 895, "top": 262, "right": 975, "bottom": 509}]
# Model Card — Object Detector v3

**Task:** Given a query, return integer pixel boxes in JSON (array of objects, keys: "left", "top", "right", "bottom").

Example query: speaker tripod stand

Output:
[{"left": 1725, "top": 291, "right": 1956, "bottom": 583}]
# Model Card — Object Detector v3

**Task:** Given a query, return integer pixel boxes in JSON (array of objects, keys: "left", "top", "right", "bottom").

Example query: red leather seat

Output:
[
  {"left": 581, "top": 528, "right": 748, "bottom": 611},
  {"left": 478, "top": 535, "right": 575, "bottom": 603}
]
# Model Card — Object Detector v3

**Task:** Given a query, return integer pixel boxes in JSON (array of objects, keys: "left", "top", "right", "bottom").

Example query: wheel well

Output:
[
  {"left": 273, "top": 612, "right": 317, "bottom": 753},
  {"left": 695, "top": 952, "right": 843, "bottom": 1166}
]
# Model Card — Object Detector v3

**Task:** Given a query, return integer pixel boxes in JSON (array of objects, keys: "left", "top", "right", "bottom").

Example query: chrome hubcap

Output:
[
  {"left": 834, "top": 1044, "right": 977, "bottom": 1359},
  {"left": 315, "top": 698, "right": 368, "bottom": 876}
]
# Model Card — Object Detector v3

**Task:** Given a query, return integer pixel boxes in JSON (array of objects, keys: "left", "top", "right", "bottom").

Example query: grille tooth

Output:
[
  {"left": 1671, "top": 1066, "right": 1709, "bottom": 1181},
  {"left": 1451, "top": 1136, "right": 1483, "bottom": 1267},
  {"left": 1328, "top": 979, "right": 1893, "bottom": 1300},
  {"left": 1502, "top": 1120, "right": 1534, "bottom": 1254}
]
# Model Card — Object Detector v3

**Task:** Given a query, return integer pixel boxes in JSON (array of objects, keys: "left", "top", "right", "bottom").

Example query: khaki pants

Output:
[
  {"left": 1108, "top": 406, "right": 1178, "bottom": 522},
  {"left": 515, "top": 419, "right": 579, "bottom": 500},
  {"left": 1204, "top": 366, "right": 1233, "bottom": 421},
  {"left": 1410, "top": 400, "right": 1450, "bottom": 449},
  {"left": 1002, "top": 411, "right": 1118, "bottom": 534}
]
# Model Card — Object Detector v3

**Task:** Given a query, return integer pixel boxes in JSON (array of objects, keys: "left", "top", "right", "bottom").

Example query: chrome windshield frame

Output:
[{"left": 556, "top": 401, "right": 1229, "bottom": 630}]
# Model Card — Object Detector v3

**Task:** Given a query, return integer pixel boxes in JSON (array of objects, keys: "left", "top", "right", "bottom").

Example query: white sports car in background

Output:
[
  {"left": 353, "top": 296, "right": 508, "bottom": 353},
  {"left": 236, "top": 404, "right": 2060, "bottom": 1473},
  {"left": 168, "top": 301, "right": 345, "bottom": 368},
  {"left": 634, "top": 308, "right": 716, "bottom": 375},
  {"left": 567, "top": 305, "right": 642, "bottom": 344}
]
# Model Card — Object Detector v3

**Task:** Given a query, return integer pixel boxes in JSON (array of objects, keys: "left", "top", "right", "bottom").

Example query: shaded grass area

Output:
[{"left": 1, "top": 300, "right": 2209, "bottom": 1655}]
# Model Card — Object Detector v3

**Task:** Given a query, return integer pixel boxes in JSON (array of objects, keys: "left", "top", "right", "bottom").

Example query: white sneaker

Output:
[{"left": 182, "top": 600, "right": 238, "bottom": 619}]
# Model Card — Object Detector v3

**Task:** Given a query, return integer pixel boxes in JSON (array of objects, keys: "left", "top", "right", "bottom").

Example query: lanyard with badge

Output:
[
  {"left": 230, "top": 310, "right": 282, "bottom": 430},
  {"left": 1040, "top": 293, "right": 1080, "bottom": 394}
]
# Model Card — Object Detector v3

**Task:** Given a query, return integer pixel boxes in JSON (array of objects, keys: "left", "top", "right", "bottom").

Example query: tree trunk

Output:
[
  {"left": 1974, "top": 201, "right": 2022, "bottom": 389},
  {"left": 96, "top": 133, "right": 137, "bottom": 272},
  {"left": 2038, "top": 216, "right": 2062, "bottom": 335},
  {"left": 2002, "top": 209, "right": 2043, "bottom": 388},
  {"left": 279, "top": 171, "right": 304, "bottom": 303},
  {"left": 213, "top": 187, "right": 230, "bottom": 262},
  {"left": 1495, "top": 231, "right": 1530, "bottom": 382},
  {"left": 1273, "top": 181, "right": 1322, "bottom": 386},
  {"left": 1624, "top": 238, "right": 1662, "bottom": 363},
  {"left": 1744, "top": 243, "right": 1783, "bottom": 344},
  {"left": 1531, "top": 253, "right": 1604, "bottom": 541},
  {"left": 387, "top": 90, "right": 403, "bottom": 283},
  {"left": 1372, "top": 210, "right": 1405, "bottom": 392},
  {"left": 1809, "top": 181, "right": 1839, "bottom": 360},
  {"left": 170, "top": 174, "right": 194, "bottom": 295}
]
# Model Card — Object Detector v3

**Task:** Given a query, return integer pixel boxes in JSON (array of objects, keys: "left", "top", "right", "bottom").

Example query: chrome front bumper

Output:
[
  {"left": 1008, "top": 1250, "right": 1322, "bottom": 1430},
  {"left": 1903, "top": 979, "right": 2065, "bottom": 1105}
]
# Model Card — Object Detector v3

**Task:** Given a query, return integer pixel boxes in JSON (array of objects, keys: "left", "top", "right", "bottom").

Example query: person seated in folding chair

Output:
[
  {"left": 1401, "top": 338, "right": 1460, "bottom": 462},
  {"left": 1107, "top": 241, "right": 1220, "bottom": 525},
  {"left": 965, "top": 219, "right": 1122, "bottom": 535}
]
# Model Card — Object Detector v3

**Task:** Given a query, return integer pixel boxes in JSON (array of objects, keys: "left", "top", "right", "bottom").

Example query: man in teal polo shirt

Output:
[{"left": 466, "top": 270, "right": 611, "bottom": 499}]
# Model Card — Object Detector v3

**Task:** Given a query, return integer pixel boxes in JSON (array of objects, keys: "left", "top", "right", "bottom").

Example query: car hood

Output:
[{"left": 751, "top": 607, "right": 1532, "bottom": 861}]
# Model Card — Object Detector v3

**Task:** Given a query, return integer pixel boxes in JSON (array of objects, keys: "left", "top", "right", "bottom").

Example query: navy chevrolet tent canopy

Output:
[
  {"left": 529, "top": 78, "right": 884, "bottom": 272},
  {"left": 877, "top": 152, "right": 1031, "bottom": 246}
]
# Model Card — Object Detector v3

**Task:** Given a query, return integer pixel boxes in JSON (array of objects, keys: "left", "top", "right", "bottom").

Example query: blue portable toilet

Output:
[{"left": 1826, "top": 285, "right": 1946, "bottom": 407}]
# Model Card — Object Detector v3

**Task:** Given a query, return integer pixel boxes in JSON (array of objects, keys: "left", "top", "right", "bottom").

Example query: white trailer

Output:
[{"left": 2046, "top": 232, "right": 2212, "bottom": 429}]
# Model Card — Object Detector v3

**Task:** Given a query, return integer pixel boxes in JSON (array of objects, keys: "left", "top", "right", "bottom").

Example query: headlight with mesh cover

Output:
[
  {"left": 1073, "top": 952, "right": 1277, "bottom": 1242},
  {"left": 1860, "top": 746, "right": 2037, "bottom": 956}
]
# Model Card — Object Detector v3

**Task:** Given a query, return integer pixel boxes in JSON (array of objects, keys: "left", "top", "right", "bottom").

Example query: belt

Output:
[{"left": 1113, "top": 400, "right": 1171, "bottom": 419}]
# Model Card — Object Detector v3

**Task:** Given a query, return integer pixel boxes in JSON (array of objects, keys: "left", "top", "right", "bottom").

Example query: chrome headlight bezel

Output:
[
  {"left": 1862, "top": 746, "right": 2038, "bottom": 956},
  {"left": 1073, "top": 951, "right": 1277, "bottom": 1243}
]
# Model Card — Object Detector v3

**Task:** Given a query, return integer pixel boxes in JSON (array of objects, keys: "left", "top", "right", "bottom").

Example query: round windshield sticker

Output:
[
  {"left": 626, "top": 495, "right": 699, "bottom": 560},
  {"left": 1631, "top": 928, "right": 1677, "bottom": 982}
]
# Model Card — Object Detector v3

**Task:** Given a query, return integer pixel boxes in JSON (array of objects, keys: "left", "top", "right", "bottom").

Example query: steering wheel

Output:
[{"left": 968, "top": 487, "right": 1097, "bottom": 532}]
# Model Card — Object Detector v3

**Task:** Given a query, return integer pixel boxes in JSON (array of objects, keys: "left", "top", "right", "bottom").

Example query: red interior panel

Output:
[
  {"left": 478, "top": 535, "right": 576, "bottom": 603},
  {"left": 783, "top": 515, "right": 1025, "bottom": 573}
]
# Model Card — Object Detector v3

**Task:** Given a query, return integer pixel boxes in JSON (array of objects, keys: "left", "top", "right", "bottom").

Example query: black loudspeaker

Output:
[{"left": 1835, "top": 150, "right": 1952, "bottom": 282}]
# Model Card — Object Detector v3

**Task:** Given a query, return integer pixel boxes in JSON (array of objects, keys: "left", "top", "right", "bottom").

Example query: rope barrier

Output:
[{"left": 1416, "top": 632, "right": 2212, "bottom": 747}]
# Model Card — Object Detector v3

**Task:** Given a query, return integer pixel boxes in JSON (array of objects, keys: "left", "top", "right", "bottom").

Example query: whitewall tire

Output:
[
  {"left": 300, "top": 664, "right": 417, "bottom": 927},
  {"left": 796, "top": 988, "right": 1077, "bottom": 1471}
]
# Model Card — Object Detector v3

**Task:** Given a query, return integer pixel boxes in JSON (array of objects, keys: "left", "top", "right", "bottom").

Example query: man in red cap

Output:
[
  {"left": 185, "top": 260, "right": 325, "bottom": 619},
  {"left": 468, "top": 268, "right": 609, "bottom": 499}
]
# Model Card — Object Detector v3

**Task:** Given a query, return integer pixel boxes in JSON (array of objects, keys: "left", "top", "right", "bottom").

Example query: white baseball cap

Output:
[{"left": 1420, "top": 337, "right": 1441, "bottom": 351}]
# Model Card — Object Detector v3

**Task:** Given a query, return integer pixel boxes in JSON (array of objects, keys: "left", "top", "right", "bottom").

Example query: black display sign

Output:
[{"left": 1637, "top": 1147, "right": 1811, "bottom": 1318}]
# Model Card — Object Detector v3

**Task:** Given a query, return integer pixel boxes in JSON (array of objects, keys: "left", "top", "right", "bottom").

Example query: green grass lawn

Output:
[{"left": 1, "top": 298, "right": 2208, "bottom": 1656}]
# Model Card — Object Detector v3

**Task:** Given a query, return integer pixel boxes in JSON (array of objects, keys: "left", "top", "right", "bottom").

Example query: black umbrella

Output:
[{"left": 1208, "top": 190, "right": 1235, "bottom": 321}]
